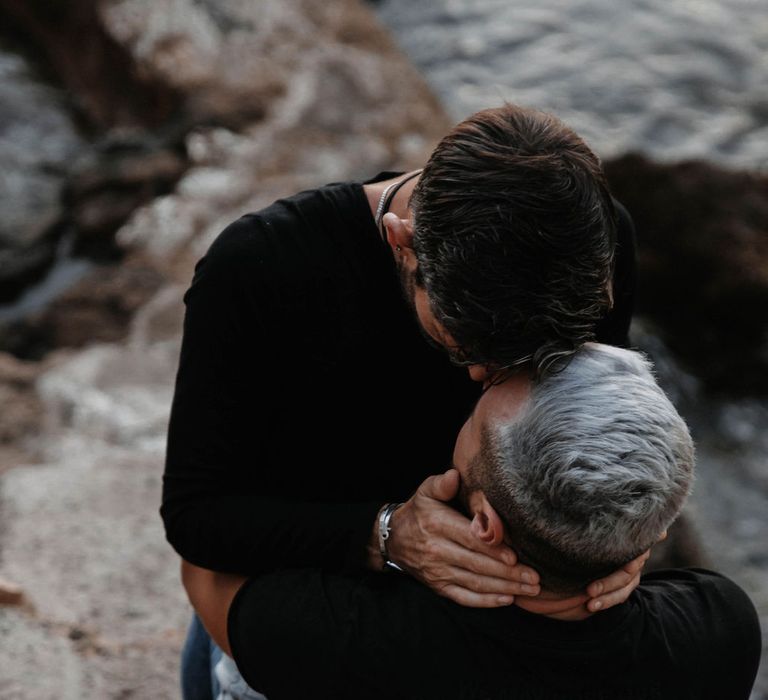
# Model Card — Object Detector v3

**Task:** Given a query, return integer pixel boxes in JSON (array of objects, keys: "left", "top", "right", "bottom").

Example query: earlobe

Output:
[{"left": 382, "top": 212, "right": 414, "bottom": 255}]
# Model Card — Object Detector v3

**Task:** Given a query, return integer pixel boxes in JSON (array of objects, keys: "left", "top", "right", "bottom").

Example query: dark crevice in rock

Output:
[
  {"left": 1, "top": 262, "right": 166, "bottom": 361},
  {"left": 606, "top": 153, "right": 768, "bottom": 397},
  {"left": 0, "top": 221, "right": 69, "bottom": 303},
  {"left": 0, "top": 2, "right": 193, "bottom": 326},
  {"left": 65, "top": 136, "right": 189, "bottom": 261},
  {"left": 0, "top": 0, "right": 182, "bottom": 133}
]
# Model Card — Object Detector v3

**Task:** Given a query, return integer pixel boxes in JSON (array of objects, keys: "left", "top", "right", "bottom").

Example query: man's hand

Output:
[
  {"left": 380, "top": 469, "right": 540, "bottom": 608},
  {"left": 585, "top": 548, "right": 651, "bottom": 612}
]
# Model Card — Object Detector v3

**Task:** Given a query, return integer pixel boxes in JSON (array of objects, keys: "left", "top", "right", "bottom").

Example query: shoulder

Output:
[
  {"left": 640, "top": 567, "right": 757, "bottom": 618},
  {"left": 199, "top": 179, "right": 371, "bottom": 284},
  {"left": 638, "top": 568, "right": 761, "bottom": 691}
]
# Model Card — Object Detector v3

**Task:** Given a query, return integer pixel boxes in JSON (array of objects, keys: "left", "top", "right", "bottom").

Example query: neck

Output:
[
  {"left": 365, "top": 170, "right": 422, "bottom": 223},
  {"left": 514, "top": 590, "right": 594, "bottom": 621}
]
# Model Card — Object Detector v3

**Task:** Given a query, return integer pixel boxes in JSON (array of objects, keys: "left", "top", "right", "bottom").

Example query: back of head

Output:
[
  {"left": 475, "top": 344, "right": 694, "bottom": 594},
  {"left": 410, "top": 103, "right": 617, "bottom": 375}
]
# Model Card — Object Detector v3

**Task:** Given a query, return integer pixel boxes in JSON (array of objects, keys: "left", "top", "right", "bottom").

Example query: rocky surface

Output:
[
  {"left": 605, "top": 154, "right": 768, "bottom": 396},
  {"left": 0, "top": 46, "right": 86, "bottom": 299},
  {"left": 0, "top": 0, "right": 449, "bottom": 696},
  {"left": 374, "top": 0, "right": 768, "bottom": 169},
  {"left": 1, "top": 262, "right": 166, "bottom": 360},
  {"left": 0, "top": 353, "right": 44, "bottom": 471}
]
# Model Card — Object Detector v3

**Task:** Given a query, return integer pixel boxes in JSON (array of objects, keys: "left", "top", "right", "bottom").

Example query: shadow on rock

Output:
[{"left": 606, "top": 154, "right": 768, "bottom": 396}]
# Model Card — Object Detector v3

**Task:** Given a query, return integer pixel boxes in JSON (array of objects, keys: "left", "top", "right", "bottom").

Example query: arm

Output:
[
  {"left": 181, "top": 559, "right": 244, "bottom": 655},
  {"left": 162, "top": 217, "right": 382, "bottom": 574},
  {"left": 181, "top": 562, "right": 360, "bottom": 697}
]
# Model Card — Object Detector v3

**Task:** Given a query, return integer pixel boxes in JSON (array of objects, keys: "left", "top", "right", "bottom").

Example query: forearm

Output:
[
  {"left": 163, "top": 488, "right": 383, "bottom": 574},
  {"left": 181, "top": 559, "right": 245, "bottom": 656}
]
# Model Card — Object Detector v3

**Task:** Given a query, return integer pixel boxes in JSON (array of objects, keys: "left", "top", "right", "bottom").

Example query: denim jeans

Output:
[{"left": 181, "top": 614, "right": 267, "bottom": 700}]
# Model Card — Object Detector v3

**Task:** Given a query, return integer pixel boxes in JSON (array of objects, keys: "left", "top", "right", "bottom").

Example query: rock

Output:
[
  {"left": 0, "top": 2, "right": 185, "bottom": 305},
  {"left": 0, "top": 438, "right": 187, "bottom": 697},
  {"left": 111, "top": 0, "right": 450, "bottom": 276},
  {"left": 35, "top": 286, "right": 183, "bottom": 446},
  {"left": 647, "top": 512, "right": 709, "bottom": 571},
  {"left": 1, "top": 262, "right": 165, "bottom": 359},
  {"left": 0, "top": 353, "right": 44, "bottom": 468},
  {"left": 0, "top": 3, "right": 454, "bottom": 695},
  {"left": 66, "top": 136, "right": 187, "bottom": 255},
  {"left": 0, "top": 0, "right": 180, "bottom": 130},
  {"left": 0, "top": 576, "right": 24, "bottom": 606},
  {"left": 0, "top": 47, "right": 86, "bottom": 301},
  {"left": 0, "top": 608, "right": 87, "bottom": 697},
  {"left": 605, "top": 154, "right": 768, "bottom": 395}
]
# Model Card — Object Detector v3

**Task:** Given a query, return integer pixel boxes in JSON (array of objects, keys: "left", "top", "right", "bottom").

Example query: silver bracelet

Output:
[{"left": 377, "top": 502, "right": 405, "bottom": 572}]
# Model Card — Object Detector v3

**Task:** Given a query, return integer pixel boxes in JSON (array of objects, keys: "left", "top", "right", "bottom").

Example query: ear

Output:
[
  {"left": 382, "top": 212, "right": 415, "bottom": 259},
  {"left": 469, "top": 494, "right": 506, "bottom": 546}
]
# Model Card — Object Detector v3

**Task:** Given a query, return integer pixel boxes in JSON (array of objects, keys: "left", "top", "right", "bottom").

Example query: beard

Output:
[
  {"left": 398, "top": 260, "right": 417, "bottom": 311},
  {"left": 398, "top": 262, "right": 445, "bottom": 353}
]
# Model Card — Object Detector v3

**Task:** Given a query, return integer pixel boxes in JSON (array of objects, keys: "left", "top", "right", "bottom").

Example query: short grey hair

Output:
[{"left": 475, "top": 343, "right": 694, "bottom": 593}]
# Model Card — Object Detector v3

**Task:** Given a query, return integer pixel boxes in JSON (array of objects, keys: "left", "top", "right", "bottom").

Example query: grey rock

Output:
[{"left": 0, "top": 48, "right": 85, "bottom": 292}]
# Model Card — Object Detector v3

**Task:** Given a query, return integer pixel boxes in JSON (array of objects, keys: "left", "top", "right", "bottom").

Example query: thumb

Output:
[{"left": 420, "top": 468, "right": 460, "bottom": 503}]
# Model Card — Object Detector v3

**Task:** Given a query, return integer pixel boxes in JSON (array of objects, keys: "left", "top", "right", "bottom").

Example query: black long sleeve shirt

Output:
[
  {"left": 228, "top": 568, "right": 761, "bottom": 699},
  {"left": 161, "top": 174, "right": 636, "bottom": 574}
]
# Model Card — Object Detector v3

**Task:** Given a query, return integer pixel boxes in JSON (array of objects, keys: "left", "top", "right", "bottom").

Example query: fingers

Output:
[
  {"left": 587, "top": 549, "right": 651, "bottom": 599},
  {"left": 623, "top": 549, "right": 651, "bottom": 575},
  {"left": 587, "top": 571, "right": 641, "bottom": 612},
  {"left": 437, "top": 584, "right": 516, "bottom": 609},
  {"left": 441, "top": 566, "right": 540, "bottom": 598},
  {"left": 441, "top": 542, "right": 538, "bottom": 586},
  {"left": 418, "top": 469, "right": 460, "bottom": 502},
  {"left": 586, "top": 551, "right": 649, "bottom": 612}
]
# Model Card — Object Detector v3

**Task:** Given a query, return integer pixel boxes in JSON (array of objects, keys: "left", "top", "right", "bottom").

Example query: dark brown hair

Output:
[{"left": 410, "top": 103, "right": 617, "bottom": 375}]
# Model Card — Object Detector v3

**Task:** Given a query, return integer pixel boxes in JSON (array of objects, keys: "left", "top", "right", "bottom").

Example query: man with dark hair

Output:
[
  {"left": 182, "top": 344, "right": 761, "bottom": 699},
  {"left": 164, "top": 104, "right": 642, "bottom": 694}
]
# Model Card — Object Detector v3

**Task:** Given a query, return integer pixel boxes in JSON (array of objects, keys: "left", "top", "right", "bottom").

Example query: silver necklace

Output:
[
  {"left": 374, "top": 170, "right": 423, "bottom": 236},
  {"left": 374, "top": 180, "right": 400, "bottom": 231}
]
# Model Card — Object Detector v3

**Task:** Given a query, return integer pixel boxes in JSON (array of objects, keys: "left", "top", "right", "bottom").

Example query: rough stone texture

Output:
[
  {"left": 0, "top": 288, "right": 188, "bottom": 696},
  {"left": 67, "top": 139, "right": 188, "bottom": 257},
  {"left": 0, "top": 47, "right": 86, "bottom": 299},
  {"left": 0, "top": 353, "right": 44, "bottom": 471},
  {"left": 0, "top": 608, "right": 86, "bottom": 699},
  {"left": 0, "top": 2, "right": 450, "bottom": 695},
  {"left": 605, "top": 154, "right": 768, "bottom": 396},
  {"left": 1, "top": 262, "right": 166, "bottom": 360},
  {"left": 0, "top": 0, "right": 180, "bottom": 130},
  {"left": 108, "top": 0, "right": 450, "bottom": 280},
  {"left": 0, "top": 576, "right": 24, "bottom": 606}
]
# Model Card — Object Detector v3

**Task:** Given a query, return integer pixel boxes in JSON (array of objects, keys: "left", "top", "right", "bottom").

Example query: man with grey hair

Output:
[
  {"left": 462, "top": 343, "right": 694, "bottom": 596},
  {"left": 183, "top": 344, "right": 761, "bottom": 699}
]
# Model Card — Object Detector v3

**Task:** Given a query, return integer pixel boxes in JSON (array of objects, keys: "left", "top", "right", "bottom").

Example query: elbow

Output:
[{"left": 161, "top": 501, "right": 210, "bottom": 567}]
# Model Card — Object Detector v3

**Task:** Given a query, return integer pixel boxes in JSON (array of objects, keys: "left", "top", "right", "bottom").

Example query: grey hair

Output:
[{"left": 478, "top": 343, "right": 694, "bottom": 593}]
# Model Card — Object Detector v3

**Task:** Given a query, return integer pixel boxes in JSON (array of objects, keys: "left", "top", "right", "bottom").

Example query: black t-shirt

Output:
[
  {"left": 227, "top": 568, "right": 761, "bottom": 700},
  {"left": 161, "top": 174, "right": 636, "bottom": 574}
]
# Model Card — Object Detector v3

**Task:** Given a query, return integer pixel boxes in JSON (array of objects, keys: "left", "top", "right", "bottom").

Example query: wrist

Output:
[
  {"left": 377, "top": 502, "right": 405, "bottom": 572},
  {"left": 366, "top": 507, "right": 386, "bottom": 571}
]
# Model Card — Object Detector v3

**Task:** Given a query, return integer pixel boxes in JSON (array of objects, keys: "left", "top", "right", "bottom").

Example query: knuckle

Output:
[{"left": 423, "top": 540, "right": 440, "bottom": 560}]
